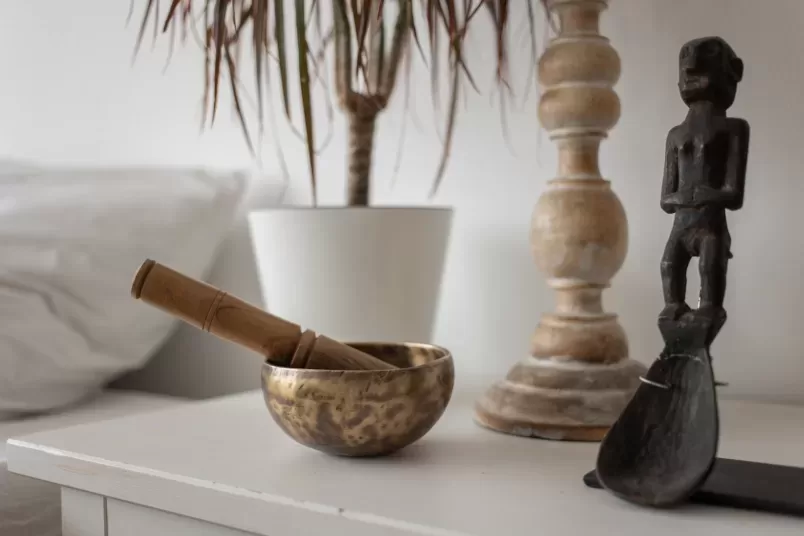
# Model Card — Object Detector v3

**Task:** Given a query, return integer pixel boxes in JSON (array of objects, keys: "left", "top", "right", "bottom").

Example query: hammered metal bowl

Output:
[{"left": 261, "top": 342, "right": 454, "bottom": 457}]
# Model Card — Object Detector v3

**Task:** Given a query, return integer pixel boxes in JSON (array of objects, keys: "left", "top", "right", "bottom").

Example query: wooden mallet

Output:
[{"left": 131, "top": 259, "right": 396, "bottom": 371}]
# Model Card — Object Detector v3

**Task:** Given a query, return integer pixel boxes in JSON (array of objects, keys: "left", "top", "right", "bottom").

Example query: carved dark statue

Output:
[
  {"left": 660, "top": 36, "right": 749, "bottom": 327},
  {"left": 588, "top": 38, "right": 804, "bottom": 516},
  {"left": 593, "top": 37, "right": 751, "bottom": 508}
]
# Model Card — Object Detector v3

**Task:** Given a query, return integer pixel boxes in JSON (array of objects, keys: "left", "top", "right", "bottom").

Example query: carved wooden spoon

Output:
[{"left": 595, "top": 312, "right": 723, "bottom": 507}]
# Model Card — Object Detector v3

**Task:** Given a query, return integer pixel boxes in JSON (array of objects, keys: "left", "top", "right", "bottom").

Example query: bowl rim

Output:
[{"left": 263, "top": 341, "right": 453, "bottom": 373}]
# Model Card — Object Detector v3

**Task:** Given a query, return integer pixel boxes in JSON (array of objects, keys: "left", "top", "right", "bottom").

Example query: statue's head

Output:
[{"left": 678, "top": 36, "right": 743, "bottom": 109}]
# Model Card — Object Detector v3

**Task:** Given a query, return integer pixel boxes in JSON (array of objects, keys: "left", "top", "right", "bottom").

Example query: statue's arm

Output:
[
  {"left": 725, "top": 118, "right": 750, "bottom": 211},
  {"left": 661, "top": 131, "right": 680, "bottom": 214}
]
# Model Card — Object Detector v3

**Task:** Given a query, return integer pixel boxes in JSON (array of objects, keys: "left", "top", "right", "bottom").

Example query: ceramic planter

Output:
[{"left": 248, "top": 207, "right": 453, "bottom": 344}]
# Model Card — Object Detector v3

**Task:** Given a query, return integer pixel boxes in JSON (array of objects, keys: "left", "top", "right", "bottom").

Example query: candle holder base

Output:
[{"left": 474, "top": 357, "right": 646, "bottom": 441}]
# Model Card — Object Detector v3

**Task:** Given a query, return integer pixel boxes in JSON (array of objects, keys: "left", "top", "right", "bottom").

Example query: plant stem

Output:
[{"left": 347, "top": 111, "right": 378, "bottom": 206}]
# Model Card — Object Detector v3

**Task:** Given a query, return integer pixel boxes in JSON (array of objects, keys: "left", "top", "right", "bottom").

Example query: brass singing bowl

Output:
[{"left": 261, "top": 342, "right": 454, "bottom": 457}]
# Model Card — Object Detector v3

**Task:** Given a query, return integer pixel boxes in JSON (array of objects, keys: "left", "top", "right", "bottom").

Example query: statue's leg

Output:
[
  {"left": 699, "top": 234, "right": 728, "bottom": 311},
  {"left": 660, "top": 229, "right": 691, "bottom": 319}
]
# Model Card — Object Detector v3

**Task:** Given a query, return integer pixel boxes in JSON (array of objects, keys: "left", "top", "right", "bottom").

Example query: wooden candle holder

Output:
[
  {"left": 475, "top": 0, "right": 646, "bottom": 441},
  {"left": 131, "top": 260, "right": 396, "bottom": 371}
]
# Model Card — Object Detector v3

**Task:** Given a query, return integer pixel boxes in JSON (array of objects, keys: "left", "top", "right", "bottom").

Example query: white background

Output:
[{"left": 2, "top": 1, "right": 802, "bottom": 403}]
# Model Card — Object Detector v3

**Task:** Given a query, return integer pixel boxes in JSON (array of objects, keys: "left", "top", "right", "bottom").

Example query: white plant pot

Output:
[{"left": 248, "top": 207, "right": 453, "bottom": 344}]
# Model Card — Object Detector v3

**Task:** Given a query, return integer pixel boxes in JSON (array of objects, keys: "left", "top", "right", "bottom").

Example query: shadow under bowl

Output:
[{"left": 261, "top": 342, "right": 455, "bottom": 457}]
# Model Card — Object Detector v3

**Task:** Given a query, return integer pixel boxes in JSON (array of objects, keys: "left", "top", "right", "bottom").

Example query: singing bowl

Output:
[{"left": 261, "top": 342, "right": 454, "bottom": 457}]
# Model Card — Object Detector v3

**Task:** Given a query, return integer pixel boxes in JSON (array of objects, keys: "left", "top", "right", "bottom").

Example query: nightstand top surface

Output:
[{"left": 7, "top": 390, "right": 804, "bottom": 536}]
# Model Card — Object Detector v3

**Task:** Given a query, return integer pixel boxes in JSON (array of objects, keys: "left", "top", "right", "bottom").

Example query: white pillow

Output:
[
  {"left": 113, "top": 174, "right": 289, "bottom": 398},
  {"left": 0, "top": 164, "right": 247, "bottom": 418}
]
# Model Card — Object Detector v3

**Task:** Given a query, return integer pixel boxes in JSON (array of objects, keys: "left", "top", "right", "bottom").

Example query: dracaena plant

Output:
[{"left": 135, "top": 1, "right": 541, "bottom": 206}]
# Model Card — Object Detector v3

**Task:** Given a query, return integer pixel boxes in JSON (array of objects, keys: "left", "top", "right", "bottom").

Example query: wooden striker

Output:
[{"left": 131, "top": 260, "right": 395, "bottom": 371}]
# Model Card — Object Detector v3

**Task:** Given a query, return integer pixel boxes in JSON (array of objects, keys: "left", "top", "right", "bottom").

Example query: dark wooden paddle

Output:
[{"left": 595, "top": 311, "right": 724, "bottom": 507}]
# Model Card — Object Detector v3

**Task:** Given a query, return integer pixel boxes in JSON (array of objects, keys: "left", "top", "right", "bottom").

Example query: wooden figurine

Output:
[
  {"left": 660, "top": 36, "right": 748, "bottom": 326},
  {"left": 595, "top": 36, "right": 749, "bottom": 507},
  {"left": 131, "top": 260, "right": 397, "bottom": 371}
]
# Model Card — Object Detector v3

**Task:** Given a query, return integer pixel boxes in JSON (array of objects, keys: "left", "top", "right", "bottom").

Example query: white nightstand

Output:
[{"left": 7, "top": 390, "right": 804, "bottom": 535}]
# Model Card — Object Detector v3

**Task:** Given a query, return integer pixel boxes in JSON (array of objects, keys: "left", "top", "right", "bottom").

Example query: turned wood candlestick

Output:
[
  {"left": 475, "top": 0, "right": 645, "bottom": 441},
  {"left": 131, "top": 260, "right": 396, "bottom": 371}
]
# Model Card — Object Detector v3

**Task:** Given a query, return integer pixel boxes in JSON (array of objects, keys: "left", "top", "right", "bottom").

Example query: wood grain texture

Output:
[
  {"left": 132, "top": 260, "right": 395, "bottom": 371},
  {"left": 476, "top": 0, "right": 645, "bottom": 441}
]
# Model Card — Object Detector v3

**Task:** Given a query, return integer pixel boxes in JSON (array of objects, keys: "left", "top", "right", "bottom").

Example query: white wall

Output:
[{"left": 3, "top": 1, "right": 803, "bottom": 403}]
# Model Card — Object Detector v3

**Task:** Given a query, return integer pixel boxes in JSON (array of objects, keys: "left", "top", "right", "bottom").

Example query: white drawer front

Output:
[{"left": 107, "top": 499, "right": 257, "bottom": 536}]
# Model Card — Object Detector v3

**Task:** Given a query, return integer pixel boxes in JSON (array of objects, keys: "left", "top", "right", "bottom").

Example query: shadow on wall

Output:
[{"left": 434, "top": 224, "right": 545, "bottom": 386}]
